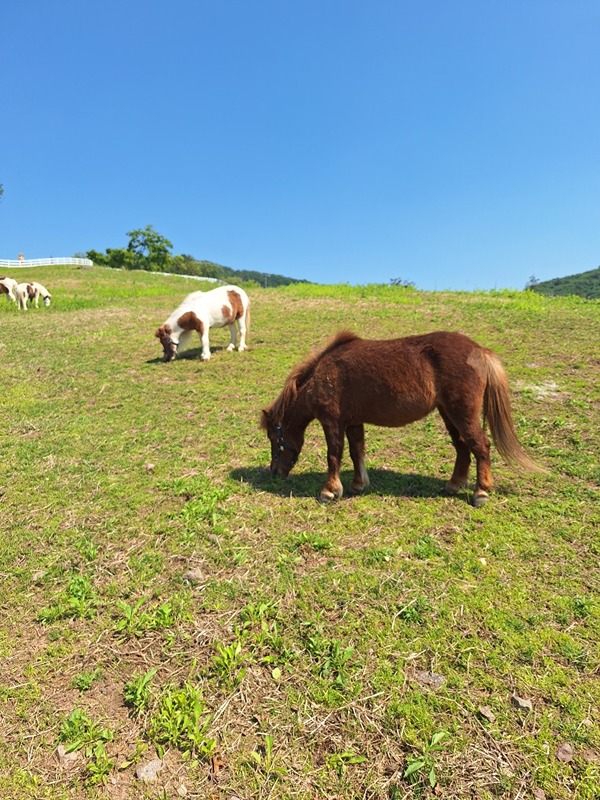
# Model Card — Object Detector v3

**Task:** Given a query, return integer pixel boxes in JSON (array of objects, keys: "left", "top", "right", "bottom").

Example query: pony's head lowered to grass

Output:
[
  {"left": 155, "top": 323, "right": 178, "bottom": 362},
  {"left": 260, "top": 334, "right": 354, "bottom": 479},
  {"left": 260, "top": 407, "right": 305, "bottom": 478}
]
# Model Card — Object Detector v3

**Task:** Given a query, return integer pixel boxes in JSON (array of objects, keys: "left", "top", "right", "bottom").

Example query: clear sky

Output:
[{"left": 1, "top": 1, "right": 598, "bottom": 291}]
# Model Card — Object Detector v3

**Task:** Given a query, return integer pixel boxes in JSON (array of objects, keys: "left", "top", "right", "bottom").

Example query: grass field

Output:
[{"left": 0, "top": 266, "right": 598, "bottom": 799}]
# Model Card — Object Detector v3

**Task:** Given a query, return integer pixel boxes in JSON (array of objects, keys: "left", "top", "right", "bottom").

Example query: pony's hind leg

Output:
[
  {"left": 438, "top": 408, "right": 471, "bottom": 494},
  {"left": 236, "top": 316, "right": 247, "bottom": 351},
  {"left": 441, "top": 404, "right": 493, "bottom": 507},
  {"left": 469, "top": 429, "right": 493, "bottom": 506},
  {"left": 226, "top": 323, "right": 237, "bottom": 351},
  {"left": 347, "top": 424, "right": 370, "bottom": 494},
  {"left": 458, "top": 425, "right": 493, "bottom": 506}
]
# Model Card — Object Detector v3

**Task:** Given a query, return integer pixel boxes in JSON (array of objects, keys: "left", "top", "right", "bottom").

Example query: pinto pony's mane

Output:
[{"left": 261, "top": 331, "right": 359, "bottom": 427}]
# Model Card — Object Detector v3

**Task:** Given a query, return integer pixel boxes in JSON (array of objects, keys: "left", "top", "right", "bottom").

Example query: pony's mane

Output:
[{"left": 264, "top": 331, "right": 359, "bottom": 425}]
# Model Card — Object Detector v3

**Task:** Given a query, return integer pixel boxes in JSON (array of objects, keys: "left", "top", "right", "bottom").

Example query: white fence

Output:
[{"left": 0, "top": 257, "right": 93, "bottom": 268}]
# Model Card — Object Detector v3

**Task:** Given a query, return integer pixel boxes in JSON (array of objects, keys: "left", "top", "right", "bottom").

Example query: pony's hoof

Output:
[
  {"left": 472, "top": 491, "right": 489, "bottom": 508},
  {"left": 318, "top": 487, "right": 343, "bottom": 503},
  {"left": 445, "top": 480, "right": 467, "bottom": 495},
  {"left": 349, "top": 483, "right": 366, "bottom": 496},
  {"left": 318, "top": 492, "right": 335, "bottom": 504}
]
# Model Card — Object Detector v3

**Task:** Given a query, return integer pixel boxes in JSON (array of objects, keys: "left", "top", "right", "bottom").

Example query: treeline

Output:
[
  {"left": 85, "top": 225, "right": 309, "bottom": 288},
  {"left": 528, "top": 266, "right": 600, "bottom": 299}
]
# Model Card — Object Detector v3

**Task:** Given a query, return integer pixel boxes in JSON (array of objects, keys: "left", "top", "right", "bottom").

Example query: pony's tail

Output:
[
  {"left": 482, "top": 352, "right": 546, "bottom": 472},
  {"left": 244, "top": 302, "right": 250, "bottom": 343}
]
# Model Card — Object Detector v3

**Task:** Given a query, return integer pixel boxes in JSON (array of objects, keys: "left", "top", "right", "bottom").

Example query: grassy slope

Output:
[{"left": 0, "top": 267, "right": 598, "bottom": 799}]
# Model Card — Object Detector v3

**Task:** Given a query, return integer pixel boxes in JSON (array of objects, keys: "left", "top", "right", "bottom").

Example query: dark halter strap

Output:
[{"left": 275, "top": 423, "right": 298, "bottom": 466}]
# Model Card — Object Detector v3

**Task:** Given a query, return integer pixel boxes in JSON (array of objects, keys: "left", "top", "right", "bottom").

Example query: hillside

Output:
[
  {"left": 1, "top": 267, "right": 599, "bottom": 800},
  {"left": 164, "top": 256, "right": 310, "bottom": 288},
  {"left": 212, "top": 261, "right": 310, "bottom": 288},
  {"left": 530, "top": 265, "right": 600, "bottom": 299}
]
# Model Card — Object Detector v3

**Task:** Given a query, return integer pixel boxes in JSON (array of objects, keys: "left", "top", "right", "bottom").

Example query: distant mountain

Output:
[
  {"left": 529, "top": 266, "right": 600, "bottom": 299},
  {"left": 217, "top": 263, "right": 310, "bottom": 288},
  {"left": 169, "top": 257, "right": 310, "bottom": 287}
]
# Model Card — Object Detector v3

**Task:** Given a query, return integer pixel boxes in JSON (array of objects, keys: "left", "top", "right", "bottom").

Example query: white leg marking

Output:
[
  {"left": 201, "top": 331, "right": 211, "bottom": 360},
  {"left": 226, "top": 323, "right": 236, "bottom": 351}
]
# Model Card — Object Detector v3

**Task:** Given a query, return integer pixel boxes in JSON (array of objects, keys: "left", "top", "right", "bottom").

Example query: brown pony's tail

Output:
[{"left": 482, "top": 351, "right": 546, "bottom": 472}]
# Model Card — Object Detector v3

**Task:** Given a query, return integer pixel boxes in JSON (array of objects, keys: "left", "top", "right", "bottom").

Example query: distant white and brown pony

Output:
[
  {"left": 0, "top": 277, "right": 18, "bottom": 304},
  {"left": 15, "top": 281, "right": 52, "bottom": 310},
  {"left": 155, "top": 284, "right": 250, "bottom": 362},
  {"left": 27, "top": 281, "right": 52, "bottom": 308}
]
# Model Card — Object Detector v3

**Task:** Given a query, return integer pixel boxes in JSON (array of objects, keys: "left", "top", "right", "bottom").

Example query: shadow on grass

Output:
[
  {"left": 231, "top": 466, "right": 457, "bottom": 502},
  {"left": 146, "top": 346, "right": 229, "bottom": 364}
]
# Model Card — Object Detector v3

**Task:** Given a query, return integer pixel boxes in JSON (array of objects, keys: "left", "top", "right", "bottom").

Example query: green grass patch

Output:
[{"left": 0, "top": 266, "right": 598, "bottom": 798}]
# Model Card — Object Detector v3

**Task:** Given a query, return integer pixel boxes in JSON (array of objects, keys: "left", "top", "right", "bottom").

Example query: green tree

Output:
[
  {"left": 106, "top": 247, "right": 135, "bottom": 270},
  {"left": 196, "top": 260, "right": 226, "bottom": 280},
  {"left": 86, "top": 249, "right": 108, "bottom": 266},
  {"left": 169, "top": 255, "right": 226, "bottom": 280},
  {"left": 126, "top": 225, "right": 173, "bottom": 271}
]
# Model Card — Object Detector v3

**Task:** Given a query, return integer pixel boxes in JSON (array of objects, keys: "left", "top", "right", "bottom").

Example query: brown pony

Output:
[{"left": 261, "top": 331, "right": 543, "bottom": 507}]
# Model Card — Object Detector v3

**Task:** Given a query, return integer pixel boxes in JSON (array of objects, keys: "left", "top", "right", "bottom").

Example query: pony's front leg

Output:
[
  {"left": 226, "top": 323, "right": 237, "bottom": 351},
  {"left": 319, "top": 420, "right": 345, "bottom": 503},
  {"left": 200, "top": 329, "right": 211, "bottom": 360},
  {"left": 347, "top": 424, "right": 370, "bottom": 494}
]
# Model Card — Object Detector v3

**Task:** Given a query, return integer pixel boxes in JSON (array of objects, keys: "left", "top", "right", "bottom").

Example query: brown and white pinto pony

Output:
[
  {"left": 261, "top": 330, "right": 543, "bottom": 507},
  {"left": 25, "top": 281, "right": 52, "bottom": 308},
  {"left": 0, "top": 277, "right": 18, "bottom": 304},
  {"left": 155, "top": 285, "right": 250, "bottom": 362}
]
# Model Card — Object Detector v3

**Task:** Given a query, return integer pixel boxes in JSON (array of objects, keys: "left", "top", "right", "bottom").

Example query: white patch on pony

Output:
[{"left": 359, "top": 462, "right": 370, "bottom": 487}]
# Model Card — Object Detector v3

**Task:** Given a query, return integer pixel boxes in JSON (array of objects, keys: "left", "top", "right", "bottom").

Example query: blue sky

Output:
[{"left": 1, "top": 1, "right": 598, "bottom": 290}]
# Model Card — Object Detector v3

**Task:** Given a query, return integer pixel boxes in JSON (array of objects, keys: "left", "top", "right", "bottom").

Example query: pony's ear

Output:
[
  {"left": 155, "top": 327, "right": 162, "bottom": 338},
  {"left": 260, "top": 409, "right": 271, "bottom": 430}
]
